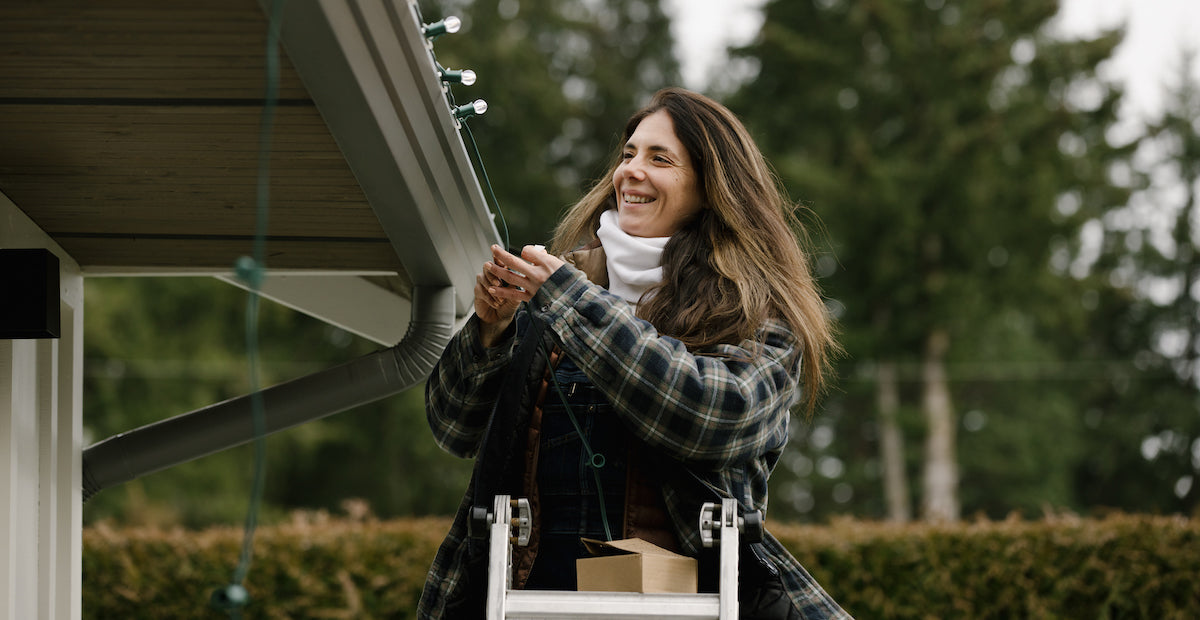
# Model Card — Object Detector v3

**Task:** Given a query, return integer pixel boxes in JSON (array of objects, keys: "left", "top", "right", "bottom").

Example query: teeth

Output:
[{"left": 623, "top": 194, "right": 654, "bottom": 204}]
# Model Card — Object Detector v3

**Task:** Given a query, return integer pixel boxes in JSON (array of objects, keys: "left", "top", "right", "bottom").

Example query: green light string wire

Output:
[
  {"left": 434, "top": 36, "right": 609, "bottom": 539},
  {"left": 234, "top": 0, "right": 277, "bottom": 579},
  {"left": 435, "top": 55, "right": 510, "bottom": 250},
  {"left": 538, "top": 341, "right": 614, "bottom": 542},
  {"left": 460, "top": 121, "right": 510, "bottom": 250},
  {"left": 211, "top": 0, "right": 282, "bottom": 616}
]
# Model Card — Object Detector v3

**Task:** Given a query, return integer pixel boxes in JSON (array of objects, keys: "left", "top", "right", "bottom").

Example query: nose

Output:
[{"left": 621, "top": 155, "right": 648, "bottom": 182}]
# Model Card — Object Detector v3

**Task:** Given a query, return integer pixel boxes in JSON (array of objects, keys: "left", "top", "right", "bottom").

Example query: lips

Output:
[{"left": 622, "top": 192, "right": 655, "bottom": 204}]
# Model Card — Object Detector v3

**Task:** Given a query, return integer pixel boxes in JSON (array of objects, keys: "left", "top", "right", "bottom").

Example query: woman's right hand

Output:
[{"left": 474, "top": 260, "right": 519, "bottom": 347}]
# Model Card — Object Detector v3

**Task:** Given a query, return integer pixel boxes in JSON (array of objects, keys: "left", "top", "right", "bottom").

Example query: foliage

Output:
[
  {"left": 421, "top": 0, "right": 680, "bottom": 247},
  {"left": 83, "top": 0, "right": 679, "bottom": 527},
  {"left": 83, "top": 512, "right": 446, "bottom": 619},
  {"left": 1069, "top": 51, "right": 1200, "bottom": 515},
  {"left": 82, "top": 277, "right": 474, "bottom": 527},
  {"left": 733, "top": 0, "right": 1134, "bottom": 521},
  {"left": 82, "top": 514, "right": 1200, "bottom": 619},
  {"left": 779, "top": 513, "right": 1200, "bottom": 619},
  {"left": 79, "top": 0, "right": 1200, "bottom": 536}
]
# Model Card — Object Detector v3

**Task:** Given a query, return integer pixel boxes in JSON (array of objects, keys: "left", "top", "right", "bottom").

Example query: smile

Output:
[{"left": 623, "top": 193, "right": 655, "bottom": 204}]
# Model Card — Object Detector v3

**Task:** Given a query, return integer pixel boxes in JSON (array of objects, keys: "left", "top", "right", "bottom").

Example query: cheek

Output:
[{"left": 673, "top": 174, "right": 703, "bottom": 213}]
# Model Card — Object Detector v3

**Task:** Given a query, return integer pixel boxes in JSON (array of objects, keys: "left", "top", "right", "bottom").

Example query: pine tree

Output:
[
  {"left": 1073, "top": 51, "right": 1200, "bottom": 515},
  {"left": 731, "top": 0, "right": 1132, "bottom": 521},
  {"left": 423, "top": 0, "right": 680, "bottom": 246},
  {"left": 84, "top": 0, "right": 682, "bottom": 525}
]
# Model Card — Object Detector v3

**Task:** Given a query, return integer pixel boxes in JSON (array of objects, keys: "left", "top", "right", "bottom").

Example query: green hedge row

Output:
[{"left": 84, "top": 513, "right": 1199, "bottom": 618}]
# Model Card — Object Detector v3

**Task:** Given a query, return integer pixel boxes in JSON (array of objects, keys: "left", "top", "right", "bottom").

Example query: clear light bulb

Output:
[
  {"left": 453, "top": 99, "right": 489, "bottom": 121},
  {"left": 423, "top": 16, "right": 462, "bottom": 38},
  {"left": 439, "top": 68, "right": 477, "bottom": 86}
]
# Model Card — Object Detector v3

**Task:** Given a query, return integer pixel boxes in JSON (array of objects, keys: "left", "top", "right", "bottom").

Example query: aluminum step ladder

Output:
[{"left": 479, "top": 494, "right": 754, "bottom": 620}]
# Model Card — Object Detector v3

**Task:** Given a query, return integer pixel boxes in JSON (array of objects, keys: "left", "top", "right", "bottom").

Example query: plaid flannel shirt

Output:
[{"left": 418, "top": 259, "right": 851, "bottom": 619}]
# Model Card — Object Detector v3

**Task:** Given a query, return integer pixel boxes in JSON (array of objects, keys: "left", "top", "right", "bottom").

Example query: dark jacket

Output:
[{"left": 417, "top": 246, "right": 851, "bottom": 619}]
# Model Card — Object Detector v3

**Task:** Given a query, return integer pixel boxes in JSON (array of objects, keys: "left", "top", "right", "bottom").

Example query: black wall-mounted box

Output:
[{"left": 1, "top": 248, "right": 61, "bottom": 339}]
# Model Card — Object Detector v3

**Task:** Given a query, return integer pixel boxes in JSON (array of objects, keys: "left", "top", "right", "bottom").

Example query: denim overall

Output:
[{"left": 523, "top": 356, "right": 628, "bottom": 590}]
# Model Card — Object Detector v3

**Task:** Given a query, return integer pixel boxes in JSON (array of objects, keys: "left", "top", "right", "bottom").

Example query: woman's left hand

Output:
[{"left": 484, "top": 244, "right": 566, "bottom": 303}]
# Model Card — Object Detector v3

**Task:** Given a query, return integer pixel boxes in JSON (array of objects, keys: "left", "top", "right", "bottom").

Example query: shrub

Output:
[
  {"left": 84, "top": 513, "right": 449, "bottom": 619},
  {"left": 776, "top": 513, "right": 1200, "bottom": 619},
  {"left": 84, "top": 513, "right": 1199, "bottom": 618}
]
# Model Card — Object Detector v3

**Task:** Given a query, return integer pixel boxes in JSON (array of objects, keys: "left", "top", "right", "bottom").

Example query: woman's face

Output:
[{"left": 612, "top": 110, "right": 703, "bottom": 238}]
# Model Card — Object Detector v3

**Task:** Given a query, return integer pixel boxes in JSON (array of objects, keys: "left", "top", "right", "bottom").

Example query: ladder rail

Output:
[
  {"left": 717, "top": 499, "right": 739, "bottom": 619},
  {"left": 485, "top": 495, "right": 513, "bottom": 618},
  {"left": 505, "top": 591, "right": 720, "bottom": 620},
  {"left": 485, "top": 495, "right": 742, "bottom": 620}
]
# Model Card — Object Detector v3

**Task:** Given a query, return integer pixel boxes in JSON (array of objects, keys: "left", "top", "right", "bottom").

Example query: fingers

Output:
[
  {"left": 492, "top": 244, "right": 561, "bottom": 277},
  {"left": 519, "top": 244, "right": 547, "bottom": 267},
  {"left": 491, "top": 245, "right": 525, "bottom": 271},
  {"left": 474, "top": 273, "right": 504, "bottom": 310},
  {"left": 489, "top": 245, "right": 535, "bottom": 285},
  {"left": 493, "top": 244, "right": 545, "bottom": 270},
  {"left": 484, "top": 244, "right": 562, "bottom": 303},
  {"left": 484, "top": 262, "right": 528, "bottom": 293},
  {"left": 521, "top": 244, "right": 564, "bottom": 273},
  {"left": 482, "top": 263, "right": 532, "bottom": 304}
]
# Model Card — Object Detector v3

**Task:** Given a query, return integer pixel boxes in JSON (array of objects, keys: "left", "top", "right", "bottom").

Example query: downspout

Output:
[{"left": 81, "top": 285, "right": 456, "bottom": 502}]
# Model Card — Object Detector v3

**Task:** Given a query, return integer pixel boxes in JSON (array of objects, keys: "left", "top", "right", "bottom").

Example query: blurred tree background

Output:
[
  {"left": 82, "top": 0, "right": 681, "bottom": 526},
  {"left": 728, "top": 0, "right": 1135, "bottom": 523},
  {"left": 82, "top": 0, "right": 1200, "bottom": 528}
]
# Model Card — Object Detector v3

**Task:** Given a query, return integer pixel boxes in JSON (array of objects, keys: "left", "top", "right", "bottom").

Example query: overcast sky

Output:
[{"left": 663, "top": 0, "right": 1200, "bottom": 123}]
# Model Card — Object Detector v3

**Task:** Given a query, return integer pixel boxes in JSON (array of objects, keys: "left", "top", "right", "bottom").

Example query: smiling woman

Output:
[
  {"left": 612, "top": 110, "right": 704, "bottom": 238},
  {"left": 419, "top": 87, "right": 849, "bottom": 619}
]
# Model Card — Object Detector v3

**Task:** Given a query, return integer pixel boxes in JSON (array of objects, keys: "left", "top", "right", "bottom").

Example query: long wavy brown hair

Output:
[{"left": 549, "top": 87, "right": 839, "bottom": 414}]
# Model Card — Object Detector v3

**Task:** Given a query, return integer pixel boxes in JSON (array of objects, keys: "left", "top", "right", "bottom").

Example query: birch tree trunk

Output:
[
  {"left": 921, "top": 328, "right": 959, "bottom": 521},
  {"left": 876, "top": 361, "right": 911, "bottom": 522}
]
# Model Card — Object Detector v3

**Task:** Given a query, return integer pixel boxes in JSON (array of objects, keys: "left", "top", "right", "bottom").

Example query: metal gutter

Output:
[
  {"left": 272, "top": 0, "right": 501, "bottom": 315},
  {"left": 81, "top": 285, "right": 454, "bottom": 501},
  {"left": 81, "top": 0, "right": 498, "bottom": 497}
]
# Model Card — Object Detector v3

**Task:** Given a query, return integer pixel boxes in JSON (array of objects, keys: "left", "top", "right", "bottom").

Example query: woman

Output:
[{"left": 418, "top": 87, "right": 850, "bottom": 619}]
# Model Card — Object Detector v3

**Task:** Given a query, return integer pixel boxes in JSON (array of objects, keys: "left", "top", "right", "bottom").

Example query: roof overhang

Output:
[
  {"left": 0, "top": 0, "right": 499, "bottom": 342},
  {"left": 266, "top": 0, "right": 499, "bottom": 316}
]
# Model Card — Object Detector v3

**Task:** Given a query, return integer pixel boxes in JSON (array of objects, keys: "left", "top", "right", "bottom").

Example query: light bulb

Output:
[
  {"left": 453, "top": 99, "right": 488, "bottom": 121},
  {"left": 439, "top": 68, "right": 477, "bottom": 86},
  {"left": 422, "top": 16, "right": 461, "bottom": 38}
]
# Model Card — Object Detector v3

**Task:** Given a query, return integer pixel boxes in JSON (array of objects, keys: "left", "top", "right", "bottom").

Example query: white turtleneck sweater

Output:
[{"left": 595, "top": 209, "right": 669, "bottom": 305}]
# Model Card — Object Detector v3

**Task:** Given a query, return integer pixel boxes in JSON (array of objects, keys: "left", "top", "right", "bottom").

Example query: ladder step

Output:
[{"left": 503, "top": 590, "right": 720, "bottom": 619}]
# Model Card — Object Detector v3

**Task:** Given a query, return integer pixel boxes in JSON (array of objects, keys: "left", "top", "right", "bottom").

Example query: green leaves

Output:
[
  {"left": 83, "top": 0, "right": 683, "bottom": 527},
  {"left": 736, "top": 0, "right": 1134, "bottom": 520},
  {"left": 425, "top": 0, "right": 680, "bottom": 246},
  {"left": 82, "top": 514, "right": 1200, "bottom": 618}
]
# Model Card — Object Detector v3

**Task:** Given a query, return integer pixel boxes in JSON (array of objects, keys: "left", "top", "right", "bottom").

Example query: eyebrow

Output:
[{"left": 623, "top": 142, "right": 677, "bottom": 157}]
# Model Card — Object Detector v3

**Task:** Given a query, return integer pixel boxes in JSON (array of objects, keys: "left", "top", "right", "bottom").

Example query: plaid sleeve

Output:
[
  {"left": 424, "top": 313, "right": 517, "bottom": 458},
  {"left": 530, "top": 264, "right": 801, "bottom": 470}
]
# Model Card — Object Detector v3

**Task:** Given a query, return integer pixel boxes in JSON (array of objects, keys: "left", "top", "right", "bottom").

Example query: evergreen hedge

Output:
[{"left": 83, "top": 513, "right": 1199, "bottom": 618}]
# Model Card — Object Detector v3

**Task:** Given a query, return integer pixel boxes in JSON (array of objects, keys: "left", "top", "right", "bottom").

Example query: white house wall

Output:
[{"left": 1, "top": 192, "right": 83, "bottom": 620}]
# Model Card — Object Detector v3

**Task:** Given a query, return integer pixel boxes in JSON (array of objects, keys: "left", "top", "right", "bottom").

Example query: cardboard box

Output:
[{"left": 576, "top": 538, "right": 698, "bottom": 593}]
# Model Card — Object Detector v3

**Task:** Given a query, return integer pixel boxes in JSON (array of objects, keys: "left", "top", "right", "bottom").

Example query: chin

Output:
[{"left": 620, "top": 225, "right": 649, "bottom": 237}]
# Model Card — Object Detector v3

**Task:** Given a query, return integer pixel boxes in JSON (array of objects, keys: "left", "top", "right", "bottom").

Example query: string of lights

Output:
[
  {"left": 421, "top": 11, "right": 510, "bottom": 249},
  {"left": 206, "top": 7, "right": 508, "bottom": 616},
  {"left": 209, "top": 0, "right": 283, "bottom": 615}
]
